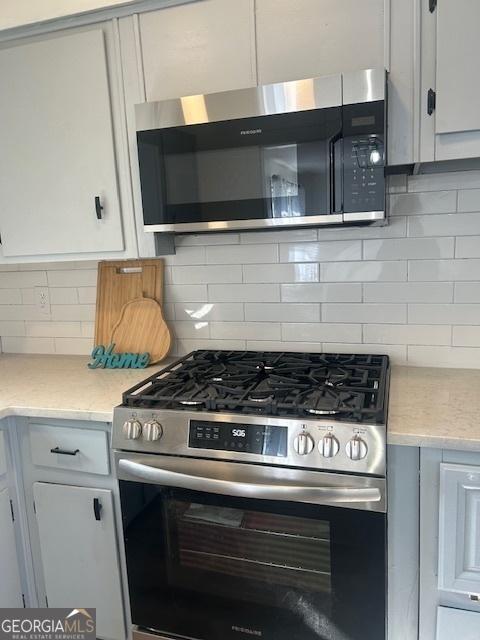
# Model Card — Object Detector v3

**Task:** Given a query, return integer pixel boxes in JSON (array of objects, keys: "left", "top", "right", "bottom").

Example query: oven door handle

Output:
[{"left": 118, "top": 459, "right": 382, "bottom": 505}]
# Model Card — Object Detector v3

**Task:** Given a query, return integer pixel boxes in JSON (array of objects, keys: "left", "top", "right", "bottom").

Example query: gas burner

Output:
[{"left": 122, "top": 350, "right": 389, "bottom": 424}]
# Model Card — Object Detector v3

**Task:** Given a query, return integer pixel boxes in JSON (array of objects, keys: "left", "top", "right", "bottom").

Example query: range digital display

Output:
[{"left": 189, "top": 421, "right": 288, "bottom": 457}]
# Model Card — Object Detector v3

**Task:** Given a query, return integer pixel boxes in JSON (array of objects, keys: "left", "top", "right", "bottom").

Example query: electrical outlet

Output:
[{"left": 35, "top": 287, "right": 50, "bottom": 316}]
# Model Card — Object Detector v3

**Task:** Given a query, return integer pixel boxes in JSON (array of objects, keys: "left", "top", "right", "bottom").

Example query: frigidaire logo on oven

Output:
[
  {"left": 240, "top": 129, "right": 262, "bottom": 135},
  {"left": 232, "top": 625, "right": 262, "bottom": 636}
]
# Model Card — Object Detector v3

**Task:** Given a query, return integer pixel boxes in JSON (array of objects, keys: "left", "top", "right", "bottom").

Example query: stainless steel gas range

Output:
[{"left": 113, "top": 350, "right": 389, "bottom": 640}]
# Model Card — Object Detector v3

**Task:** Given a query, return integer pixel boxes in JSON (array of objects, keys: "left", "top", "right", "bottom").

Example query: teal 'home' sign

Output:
[{"left": 88, "top": 344, "right": 150, "bottom": 369}]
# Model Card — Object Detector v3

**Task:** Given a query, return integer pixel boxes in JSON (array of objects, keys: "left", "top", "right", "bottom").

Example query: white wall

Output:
[
  {"left": 0, "top": 0, "right": 140, "bottom": 30},
  {"left": 2, "top": 169, "right": 480, "bottom": 369}
]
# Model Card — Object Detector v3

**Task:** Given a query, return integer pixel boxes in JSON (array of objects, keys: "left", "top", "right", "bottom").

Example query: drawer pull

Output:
[
  {"left": 93, "top": 498, "right": 102, "bottom": 521},
  {"left": 50, "top": 446, "right": 80, "bottom": 456}
]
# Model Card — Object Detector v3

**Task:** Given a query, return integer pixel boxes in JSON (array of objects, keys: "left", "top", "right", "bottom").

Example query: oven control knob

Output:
[
  {"left": 293, "top": 433, "right": 315, "bottom": 456},
  {"left": 143, "top": 420, "right": 163, "bottom": 442},
  {"left": 320, "top": 433, "right": 340, "bottom": 458},
  {"left": 346, "top": 436, "right": 368, "bottom": 461},
  {"left": 123, "top": 419, "right": 142, "bottom": 440}
]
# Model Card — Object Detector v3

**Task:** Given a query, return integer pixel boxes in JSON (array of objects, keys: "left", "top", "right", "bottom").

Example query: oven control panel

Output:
[{"left": 189, "top": 420, "right": 288, "bottom": 457}]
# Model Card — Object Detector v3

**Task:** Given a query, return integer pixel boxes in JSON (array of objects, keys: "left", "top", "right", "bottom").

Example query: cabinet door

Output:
[
  {"left": 0, "top": 487, "right": 23, "bottom": 607},
  {"left": 0, "top": 29, "right": 123, "bottom": 257},
  {"left": 428, "top": 0, "right": 480, "bottom": 160},
  {"left": 33, "top": 483, "right": 124, "bottom": 640},
  {"left": 139, "top": 0, "right": 256, "bottom": 102},
  {"left": 256, "top": 0, "right": 384, "bottom": 85},
  {"left": 438, "top": 463, "right": 480, "bottom": 594}
]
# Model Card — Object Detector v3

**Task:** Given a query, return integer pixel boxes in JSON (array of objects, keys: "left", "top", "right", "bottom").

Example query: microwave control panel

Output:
[{"left": 189, "top": 420, "right": 288, "bottom": 457}]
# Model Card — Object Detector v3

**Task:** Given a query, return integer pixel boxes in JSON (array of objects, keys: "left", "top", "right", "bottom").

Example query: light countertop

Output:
[{"left": 0, "top": 354, "right": 479, "bottom": 451}]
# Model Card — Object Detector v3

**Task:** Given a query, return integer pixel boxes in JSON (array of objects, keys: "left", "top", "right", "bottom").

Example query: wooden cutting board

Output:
[
  {"left": 94, "top": 259, "right": 165, "bottom": 347},
  {"left": 110, "top": 297, "right": 171, "bottom": 364}
]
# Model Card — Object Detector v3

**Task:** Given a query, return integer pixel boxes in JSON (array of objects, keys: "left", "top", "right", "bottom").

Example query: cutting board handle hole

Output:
[{"left": 117, "top": 267, "right": 143, "bottom": 274}]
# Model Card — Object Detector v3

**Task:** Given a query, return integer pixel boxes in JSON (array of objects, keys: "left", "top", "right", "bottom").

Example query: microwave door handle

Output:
[
  {"left": 118, "top": 459, "right": 381, "bottom": 505},
  {"left": 328, "top": 133, "right": 342, "bottom": 215}
]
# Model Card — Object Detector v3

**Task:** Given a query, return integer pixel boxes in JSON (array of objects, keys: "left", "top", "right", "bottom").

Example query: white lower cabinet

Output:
[
  {"left": 34, "top": 482, "right": 125, "bottom": 640},
  {"left": 0, "top": 486, "right": 23, "bottom": 608},
  {"left": 436, "top": 606, "right": 480, "bottom": 640}
]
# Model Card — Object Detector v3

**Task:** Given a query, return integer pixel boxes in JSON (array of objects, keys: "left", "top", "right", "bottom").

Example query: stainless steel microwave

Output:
[{"left": 135, "top": 68, "right": 386, "bottom": 234}]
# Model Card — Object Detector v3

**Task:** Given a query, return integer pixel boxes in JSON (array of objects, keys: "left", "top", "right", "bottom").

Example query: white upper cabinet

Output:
[
  {"left": 255, "top": 0, "right": 384, "bottom": 85},
  {"left": 139, "top": 0, "right": 257, "bottom": 102},
  {"left": 0, "top": 23, "right": 138, "bottom": 262},
  {"left": 438, "top": 463, "right": 480, "bottom": 595},
  {"left": 420, "top": 0, "right": 480, "bottom": 161}
]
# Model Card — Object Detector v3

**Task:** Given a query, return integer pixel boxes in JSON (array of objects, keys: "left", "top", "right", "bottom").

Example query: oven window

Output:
[
  {"left": 172, "top": 500, "right": 331, "bottom": 596},
  {"left": 120, "top": 483, "right": 386, "bottom": 640},
  {"left": 137, "top": 107, "right": 342, "bottom": 226}
]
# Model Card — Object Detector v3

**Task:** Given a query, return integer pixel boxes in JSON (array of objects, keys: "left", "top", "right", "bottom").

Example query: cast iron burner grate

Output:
[{"left": 122, "top": 350, "right": 389, "bottom": 423}]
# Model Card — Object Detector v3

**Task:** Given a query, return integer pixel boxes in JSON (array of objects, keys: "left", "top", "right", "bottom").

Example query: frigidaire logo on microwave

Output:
[{"left": 240, "top": 129, "right": 262, "bottom": 135}]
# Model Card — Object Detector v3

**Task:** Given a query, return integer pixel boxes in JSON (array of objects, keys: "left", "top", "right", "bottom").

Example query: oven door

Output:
[
  {"left": 117, "top": 453, "right": 386, "bottom": 640},
  {"left": 137, "top": 106, "right": 343, "bottom": 233}
]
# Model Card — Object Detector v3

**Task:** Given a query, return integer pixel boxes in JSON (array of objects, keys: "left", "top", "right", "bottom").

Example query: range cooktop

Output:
[{"left": 122, "top": 350, "right": 389, "bottom": 424}]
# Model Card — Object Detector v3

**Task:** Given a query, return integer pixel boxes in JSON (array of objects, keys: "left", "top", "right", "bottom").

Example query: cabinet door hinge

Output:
[
  {"left": 9, "top": 499, "right": 15, "bottom": 522},
  {"left": 427, "top": 89, "right": 436, "bottom": 115},
  {"left": 429, "top": 0, "right": 437, "bottom": 12},
  {"left": 22, "top": 594, "right": 26, "bottom": 608}
]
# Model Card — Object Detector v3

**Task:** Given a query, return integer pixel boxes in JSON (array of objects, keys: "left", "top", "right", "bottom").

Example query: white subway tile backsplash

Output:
[
  {"left": 245, "top": 303, "right": 319, "bottom": 322},
  {"left": 408, "top": 213, "right": 480, "bottom": 237},
  {"left": 51, "top": 305, "right": 95, "bottom": 321},
  {"left": 457, "top": 189, "right": 480, "bottom": 212},
  {"left": 54, "top": 337, "right": 92, "bottom": 355},
  {"left": 363, "top": 324, "right": 451, "bottom": 345},
  {"left": 174, "top": 303, "right": 244, "bottom": 322},
  {"left": 364, "top": 237, "right": 454, "bottom": 260},
  {"left": 364, "top": 282, "right": 453, "bottom": 303},
  {"left": 282, "top": 323, "right": 362, "bottom": 343},
  {"left": 317, "top": 215, "right": 406, "bottom": 240},
  {"left": 454, "top": 283, "right": 480, "bottom": 303},
  {"left": 164, "top": 285, "right": 209, "bottom": 303},
  {"left": 49, "top": 287, "right": 78, "bottom": 305},
  {"left": 2, "top": 168, "right": 480, "bottom": 367},
  {"left": 210, "top": 322, "right": 281, "bottom": 340},
  {"left": 172, "top": 265, "right": 243, "bottom": 284},
  {"left": 47, "top": 270, "right": 97, "bottom": 287},
  {"left": 77, "top": 287, "right": 97, "bottom": 304},
  {"left": 281, "top": 283, "right": 362, "bottom": 303},
  {"left": 409, "top": 259, "right": 480, "bottom": 281},
  {"left": 243, "top": 263, "right": 319, "bottom": 283},
  {"left": 209, "top": 284, "right": 280, "bottom": 302},
  {"left": 240, "top": 229, "right": 317, "bottom": 244},
  {"left": 0, "top": 321, "right": 25, "bottom": 337},
  {"left": 455, "top": 237, "right": 480, "bottom": 258},
  {"left": 25, "top": 321, "right": 83, "bottom": 338},
  {"left": 279, "top": 240, "right": 361, "bottom": 263},
  {"left": 206, "top": 244, "right": 278, "bottom": 264},
  {"left": 0, "top": 289, "right": 22, "bottom": 304},
  {"left": 0, "top": 271, "right": 47, "bottom": 288},
  {"left": 390, "top": 191, "right": 457, "bottom": 216},
  {"left": 409, "top": 303, "right": 480, "bottom": 325},
  {"left": 2, "top": 336, "right": 55, "bottom": 354},
  {"left": 452, "top": 326, "right": 480, "bottom": 347},
  {"left": 321, "top": 261, "right": 407, "bottom": 282},
  {"left": 408, "top": 170, "right": 480, "bottom": 192},
  {"left": 323, "top": 304, "right": 407, "bottom": 324},
  {"left": 407, "top": 345, "right": 480, "bottom": 368}
]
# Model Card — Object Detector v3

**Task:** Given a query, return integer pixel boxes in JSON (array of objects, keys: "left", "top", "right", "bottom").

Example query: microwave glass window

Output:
[{"left": 137, "top": 107, "right": 342, "bottom": 226}]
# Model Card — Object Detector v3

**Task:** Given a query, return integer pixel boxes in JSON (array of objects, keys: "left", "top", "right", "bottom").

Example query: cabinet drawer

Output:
[
  {"left": 0, "top": 431, "right": 7, "bottom": 477},
  {"left": 436, "top": 606, "right": 480, "bottom": 640},
  {"left": 29, "top": 424, "right": 109, "bottom": 476}
]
